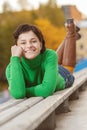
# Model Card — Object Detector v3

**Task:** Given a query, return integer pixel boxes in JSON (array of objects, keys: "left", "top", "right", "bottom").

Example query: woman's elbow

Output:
[
  {"left": 37, "top": 89, "right": 54, "bottom": 98},
  {"left": 10, "top": 90, "right": 26, "bottom": 99}
]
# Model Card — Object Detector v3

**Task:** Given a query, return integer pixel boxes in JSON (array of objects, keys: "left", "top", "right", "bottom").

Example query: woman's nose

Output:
[{"left": 26, "top": 42, "right": 32, "bottom": 47}]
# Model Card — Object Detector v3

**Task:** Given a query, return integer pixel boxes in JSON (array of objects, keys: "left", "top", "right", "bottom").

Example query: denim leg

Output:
[{"left": 58, "top": 65, "right": 75, "bottom": 88}]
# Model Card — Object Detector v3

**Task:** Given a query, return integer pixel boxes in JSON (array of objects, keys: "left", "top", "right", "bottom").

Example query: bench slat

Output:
[
  {"left": 0, "top": 69, "right": 87, "bottom": 130},
  {"left": 1, "top": 73, "right": 87, "bottom": 130},
  {"left": 0, "top": 98, "right": 25, "bottom": 112},
  {"left": 0, "top": 94, "right": 63, "bottom": 130},
  {"left": 55, "top": 73, "right": 87, "bottom": 98},
  {"left": 73, "top": 68, "right": 87, "bottom": 78},
  {"left": 0, "top": 97, "right": 43, "bottom": 126}
]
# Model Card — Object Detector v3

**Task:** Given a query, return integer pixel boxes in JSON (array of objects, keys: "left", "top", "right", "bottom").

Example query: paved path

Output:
[{"left": 55, "top": 87, "right": 87, "bottom": 130}]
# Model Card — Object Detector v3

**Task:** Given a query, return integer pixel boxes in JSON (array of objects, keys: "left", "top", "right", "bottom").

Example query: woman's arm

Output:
[{"left": 6, "top": 57, "right": 26, "bottom": 99}]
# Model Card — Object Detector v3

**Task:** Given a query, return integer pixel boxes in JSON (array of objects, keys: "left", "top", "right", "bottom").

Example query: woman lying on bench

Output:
[{"left": 5, "top": 19, "right": 80, "bottom": 99}]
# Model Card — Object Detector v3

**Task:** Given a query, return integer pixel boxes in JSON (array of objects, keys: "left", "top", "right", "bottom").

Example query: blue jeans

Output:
[{"left": 58, "top": 65, "right": 75, "bottom": 88}]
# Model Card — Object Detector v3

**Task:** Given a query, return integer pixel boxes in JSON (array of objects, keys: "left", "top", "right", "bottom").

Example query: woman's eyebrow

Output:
[
  {"left": 31, "top": 37, "right": 37, "bottom": 40},
  {"left": 20, "top": 37, "right": 37, "bottom": 41},
  {"left": 20, "top": 39, "right": 26, "bottom": 41}
]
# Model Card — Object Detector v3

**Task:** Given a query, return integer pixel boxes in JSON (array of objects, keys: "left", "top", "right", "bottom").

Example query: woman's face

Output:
[{"left": 17, "top": 31, "right": 42, "bottom": 59}]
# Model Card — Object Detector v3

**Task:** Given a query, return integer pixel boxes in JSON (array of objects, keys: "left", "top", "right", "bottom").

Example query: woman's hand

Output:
[{"left": 11, "top": 45, "right": 23, "bottom": 57}]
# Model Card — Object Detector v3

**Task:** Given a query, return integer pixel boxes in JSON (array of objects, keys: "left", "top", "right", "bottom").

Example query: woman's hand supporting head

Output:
[{"left": 11, "top": 45, "right": 23, "bottom": 57}]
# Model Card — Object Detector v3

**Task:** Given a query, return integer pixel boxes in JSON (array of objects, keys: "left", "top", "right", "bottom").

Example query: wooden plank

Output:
[
  {"left": 0, "top": 97, "right": 43, "bottom": 126},
  {"left": 0, "top": 94, "right": 64, "bottom": 130},
  {"left": 0, "top": 98, "right": 25, "bottom": 112},
  {"left": 73, "top": 68, "right": 87, "bottom": 78},
  {"left": 0, "top": 69, "right": 87, "bottom": 130},
  {"left": 1, "top": 74, "right": 87, "bottom": 130},
  {"left": 54, "top": 73, "right": 87, "bottom": 99}
]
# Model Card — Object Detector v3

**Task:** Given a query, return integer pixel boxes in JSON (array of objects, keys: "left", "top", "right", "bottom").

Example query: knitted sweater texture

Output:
[{"left": 6, "top": 49, "right": 65, "bottom": 99}]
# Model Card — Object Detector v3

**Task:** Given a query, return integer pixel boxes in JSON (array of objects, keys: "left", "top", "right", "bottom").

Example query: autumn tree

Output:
[
  {"left": 35, "top": 18, "right": 66, "bottom": 50},
  {"left": 38, "top": 0, "right": 65, "bottom": 27}
]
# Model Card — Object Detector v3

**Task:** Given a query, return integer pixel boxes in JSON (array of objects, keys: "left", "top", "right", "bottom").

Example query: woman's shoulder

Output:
[
  {"left": 42, "top": 49, "right": 58, "bottom": 63},
  {"left": 44, "top": 49, "right": 58, "bottom": 57}
]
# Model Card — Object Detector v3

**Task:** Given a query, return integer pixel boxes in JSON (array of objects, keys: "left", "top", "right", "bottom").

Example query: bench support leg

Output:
[
  {"left": 79, "top": 82, "right": 86, "bottom": 91},
  {"left": 69, "top": 89, "right": 79, "bottom": 100},
  {"left": 55, "top": 98, "right": 70, "bottom": 114},
  {"left": 36, "top": 112, "right": 56, "bottom": 130}
]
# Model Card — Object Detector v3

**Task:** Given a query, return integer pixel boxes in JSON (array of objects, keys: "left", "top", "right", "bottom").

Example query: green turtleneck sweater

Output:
[{"left": 6, "top": 49, "right": 65, "bottom": 99}]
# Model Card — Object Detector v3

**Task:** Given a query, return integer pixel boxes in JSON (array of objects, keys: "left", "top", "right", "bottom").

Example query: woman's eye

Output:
[
  {"left": 32, "top": 40, "right": 37, "bottom": 43},
  {"left": 21, "top": 42, "right": 26, "bottom": 44}
]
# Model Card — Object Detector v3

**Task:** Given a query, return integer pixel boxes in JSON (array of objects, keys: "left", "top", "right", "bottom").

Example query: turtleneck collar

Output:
[{"left": 21, "top": 54, "right": 43, "bottom": 69}]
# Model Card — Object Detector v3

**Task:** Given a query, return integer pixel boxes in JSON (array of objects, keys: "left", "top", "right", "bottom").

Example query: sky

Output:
[{"left": 0, "top": 0, "right": 87, "bottom": 16}]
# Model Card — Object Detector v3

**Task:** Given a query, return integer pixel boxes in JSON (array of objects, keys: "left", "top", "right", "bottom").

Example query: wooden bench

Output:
[{"left": 0, "top": 68, "right": 87, "bottom": 130}]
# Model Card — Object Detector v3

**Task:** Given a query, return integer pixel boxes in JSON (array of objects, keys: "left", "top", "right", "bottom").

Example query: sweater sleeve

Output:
[
  {"left": 5, "top": 57, "right": 26, "bottom": 99},
  {"left": 26, "top": 51, "right": 61, "bottom": 97}
]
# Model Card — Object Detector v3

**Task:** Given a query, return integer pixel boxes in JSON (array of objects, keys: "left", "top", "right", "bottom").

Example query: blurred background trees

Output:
[{"left": 0, "top": 0, "right": 66, "bottom": 82}]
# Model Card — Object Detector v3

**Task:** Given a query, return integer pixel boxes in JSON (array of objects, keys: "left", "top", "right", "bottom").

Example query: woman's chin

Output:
[
  {"left": 24, "top": 54, "right": 37, "bottom": 60},
  {"left": 23, "top": 52, "right": 40, "bottom": 60}
]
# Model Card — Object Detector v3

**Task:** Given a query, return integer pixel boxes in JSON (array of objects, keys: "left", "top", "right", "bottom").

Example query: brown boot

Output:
[{"left": 62, "top": 18, "right": 76, "bottom": 73}]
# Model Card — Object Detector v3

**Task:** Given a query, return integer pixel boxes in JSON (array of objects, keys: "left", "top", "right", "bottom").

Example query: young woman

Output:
[{"left": 6, "top": 20, "right": 76, "bottom": 99}]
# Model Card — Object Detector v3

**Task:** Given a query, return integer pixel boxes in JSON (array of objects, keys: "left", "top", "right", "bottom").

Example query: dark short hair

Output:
[{"left": 13, "top": 24, "right": 46, "bottom": 53}]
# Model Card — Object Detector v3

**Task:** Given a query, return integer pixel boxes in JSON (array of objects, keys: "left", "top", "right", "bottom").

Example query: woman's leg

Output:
[
  {"left": 56, "top": 25, "right": 81, "bottom": 65},
  {"left": 56, "top": 38, "right": 65, "bottom": 65},
  {"left": 57, "top": 18, "right": 77, "bottom": 73},
  {"left": 58, "top": 64, "right": 74, "bottom": 88},
  {"left": 57, "top": 18, "right": 81, "bottom": 88}
]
